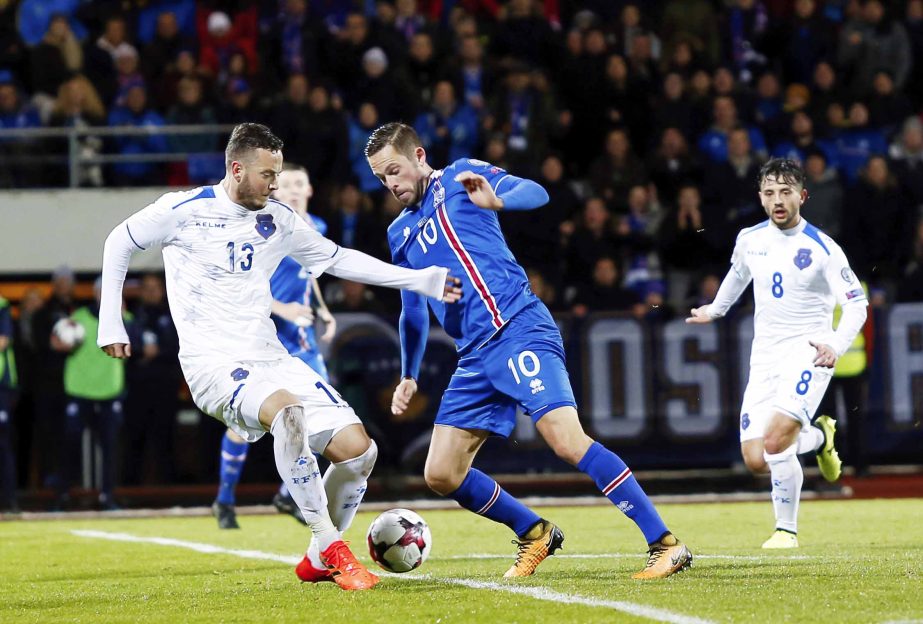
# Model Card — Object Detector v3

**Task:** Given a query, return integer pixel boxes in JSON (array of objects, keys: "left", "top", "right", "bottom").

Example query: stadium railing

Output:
[{"left": 0, "top": 124, "right": 236, "bottom": 188}]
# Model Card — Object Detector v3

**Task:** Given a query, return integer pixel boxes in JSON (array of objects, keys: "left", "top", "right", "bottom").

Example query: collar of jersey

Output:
[
  {"left": 410, "top": 169, "right": 444, "bottom": 211},
  {"left": 214, "top": 181, "right": 259, "bottom": 216},
  {"left": 775, "top": 216, "right": 807, "bottom": 237}
]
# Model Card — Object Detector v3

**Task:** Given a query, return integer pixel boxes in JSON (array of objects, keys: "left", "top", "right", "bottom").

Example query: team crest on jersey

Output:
[
  {"left": 793, "top": 248, "right": 812, "bottom": 270},
  {"left": 255, "top": 214, "right": 276, "bottom": 239},
  {"left": 840, "top": 267, "right": 855, "bottom": 284}
]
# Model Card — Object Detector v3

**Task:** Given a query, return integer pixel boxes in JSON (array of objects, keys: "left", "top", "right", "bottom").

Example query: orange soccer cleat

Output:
[
  {"left": 319, "top": 540, "right": 380, "bottom": 590},
  {"left": 295, "top": 554, "right": 333, "bottom": 584}
]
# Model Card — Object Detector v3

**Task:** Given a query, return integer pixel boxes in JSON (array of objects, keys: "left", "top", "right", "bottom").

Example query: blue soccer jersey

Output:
[
  {"left": 270, "top": 215, "right": 329, "bottom": 379},
  {"left": 389, "top": 159, "right": 576, "bottom": 436},
  {"left": 388, "top": 159, "right": 538, "bottom": 353}
]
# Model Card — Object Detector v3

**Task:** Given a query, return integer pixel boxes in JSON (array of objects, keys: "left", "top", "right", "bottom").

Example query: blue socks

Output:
[
  {"left": 577, "top": 442, "right": 669, "bottom": 544},
  {"left": 216, "top": 432, "right": 248, "bottom": 506},
  {"left": 450, "top": 468, "right": 541, "bottom": 537}
]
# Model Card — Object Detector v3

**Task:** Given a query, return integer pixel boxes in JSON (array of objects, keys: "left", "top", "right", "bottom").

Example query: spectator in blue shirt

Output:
[
  {"left": 414, "top": 79, "right": 479, "bottom": 166},
  {"left": 697, "top": 95, "right": 767, "bottom": 162},
  {"left": 348, "top": 101, "right": 386, "bottom": 196},
  {"left": 832, "top": 102, "right": 887, "bottom": 184},
  {"left": 0, "top": 73, "right": 43, "bottom": 187},
  {"left": 107, "top": 84, "right": 168, "bottom": 185}
]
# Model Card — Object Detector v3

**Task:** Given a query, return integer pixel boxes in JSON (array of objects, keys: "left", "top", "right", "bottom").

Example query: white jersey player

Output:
[
  {"left": 687, "top": 158, "right": 867, "bottom": 549},
  {"left": 97, "top": 123, "right": 461, "bottom": 590}
]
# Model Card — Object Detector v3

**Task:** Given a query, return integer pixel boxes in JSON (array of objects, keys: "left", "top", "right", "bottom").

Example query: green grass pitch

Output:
[{"left": 1, "top": 499, "right": 921, "bottom": 623}]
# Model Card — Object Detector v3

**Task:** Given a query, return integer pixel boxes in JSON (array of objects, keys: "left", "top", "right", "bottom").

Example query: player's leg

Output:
[
  {"left": 535, "top": 406, "right": 692, "bottom": 579},
  {"left": 485, "top": 303, "right": 690, "bottom": 578},
  {"left": 258, "top": 389, "right": 377, "bottom": 590},
  {"left": 806, "top": 380, "right": 844, "bottom": 482},
  {"left": 298, "top": 423, "right": 377, "bottom": 582},
  {"left": 0, "top": 390, "right": 17, "bottom": 511},
  {"left": 59, "top": 397, "right": 87, "bottom": 508},
  {"left": 95, "top": 399, "right": 123, "bottom": 510},
  {"left": 425, "top": 423, "right": 561, "bottom": 577},
  {"left": 212, "top": 428, "right": 248, "bottom": 529},
  {"left": 762, "top": 357, "right": 835, "bottom": 547},
  {"left": 761, "top": 411, "right": 804, "bottom": 548},
  {"left": 273, "top": 350, "right": 331, "bottom": 521}
]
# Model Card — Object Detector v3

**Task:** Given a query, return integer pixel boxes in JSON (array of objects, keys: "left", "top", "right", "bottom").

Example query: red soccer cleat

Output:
[
  {"left": 295, "top": 554, "right": 333, "bottom": 583},
  {"left": 320, "top": 540, "right": 380, "bottom": 590}
]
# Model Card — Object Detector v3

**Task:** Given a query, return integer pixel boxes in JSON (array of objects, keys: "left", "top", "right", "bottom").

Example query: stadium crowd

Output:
[
  {"left": 1, "top": 0, "right": 922, "bottom": 311},
  {"left": 2, "top": 0, "right": 923, "bottom": 509}
]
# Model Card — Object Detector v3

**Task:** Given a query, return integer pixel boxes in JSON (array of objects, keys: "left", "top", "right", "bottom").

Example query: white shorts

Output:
[
  {"left": 739, "top": 344, "right": 832, "bottom": 443},
  {"left": 184, "top": 357, "right": 361, "bottom": 449}
]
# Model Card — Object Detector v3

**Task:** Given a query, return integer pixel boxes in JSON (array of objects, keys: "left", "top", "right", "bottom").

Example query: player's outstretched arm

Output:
[
  {"left": 454, "top": 171, "right": 549, "bottom": 211},
  {"left": 324, "top": 247, "right": 462, "bottom": 301}
]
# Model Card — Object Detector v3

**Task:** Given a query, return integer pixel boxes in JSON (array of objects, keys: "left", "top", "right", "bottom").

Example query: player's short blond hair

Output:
[{"left": 364, "top": 122, "right": 421, "bottom": 160}]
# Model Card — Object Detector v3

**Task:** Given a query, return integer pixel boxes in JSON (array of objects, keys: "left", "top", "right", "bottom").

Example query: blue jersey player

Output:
[
  {"left": 212, "top": 164, "right": 339, "bottom": 529},
  {"left": 366, "top": 123, "right": 693, "bottom": 579}
]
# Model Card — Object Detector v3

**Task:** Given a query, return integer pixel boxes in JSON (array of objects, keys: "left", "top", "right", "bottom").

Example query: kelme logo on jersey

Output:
[
  {"left": 793, "top": 248, "right": 812, "bottom": 270},
  {"left": 255, "top": 214, "right": 276, "bottom": 239}
]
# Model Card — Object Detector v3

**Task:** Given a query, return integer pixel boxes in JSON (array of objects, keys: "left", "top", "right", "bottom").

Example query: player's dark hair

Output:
[
  {"left": 758, "top": 158, "right": 805, "bottom": 189},
  {"left": 364, "top": 122, "right": 422, "bottom": 159},
  {"left": 225, "top": 123, "right": 283, "bottom": 167}
]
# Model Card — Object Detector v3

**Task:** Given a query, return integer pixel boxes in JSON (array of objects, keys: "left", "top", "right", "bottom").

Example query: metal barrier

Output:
[{"left": 0, "top": 124, "right": 236, "bottom": 188}]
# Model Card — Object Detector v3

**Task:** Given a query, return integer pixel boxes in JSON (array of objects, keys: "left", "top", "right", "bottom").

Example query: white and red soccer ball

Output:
[
  {"left": 366, "top": 508, "right": 432, "bottom": 573},
  {"left": 52, "top": 318, "right": 86, "bottom": 349}
]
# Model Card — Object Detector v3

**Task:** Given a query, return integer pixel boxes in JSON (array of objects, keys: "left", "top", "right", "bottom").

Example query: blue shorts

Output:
[
  {"left": 435, "top": 302, "right": 576, "bottom": 437},
  {"left": 295, "top": 349, "right": 329, "bottom": 382}
]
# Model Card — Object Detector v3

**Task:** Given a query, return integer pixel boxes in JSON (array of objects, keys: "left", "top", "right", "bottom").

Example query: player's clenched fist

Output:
[
  {"left": 685, "top": 306, "right": 713, "bottom": 324},
  {"left": 102, "top": 343, "right": 131, "bottom": 358},
  {"left": 391, "top": 377, "right": 418, "bottom": 416}
]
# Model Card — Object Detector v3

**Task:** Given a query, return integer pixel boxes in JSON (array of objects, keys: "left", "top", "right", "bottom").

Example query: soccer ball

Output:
[
  {"left": 366, "top": 508, "right": 432, "bottom": 573},
  {"left": 52, "top": 318, "right": 86, "bottom": 349}
]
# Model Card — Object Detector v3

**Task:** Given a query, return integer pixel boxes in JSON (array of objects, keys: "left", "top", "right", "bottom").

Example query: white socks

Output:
[
  {"left": 764, "top": 445, "right": 803, "bottom": 533},
  {"left": 307, "top": 440, "right": 379, "bottom": 568},
  {"left": 796, "top": 426, "right": 824, "bottom": 455},
  {"left": 270, "top": 405, "right": 339, "bottom": 552}
]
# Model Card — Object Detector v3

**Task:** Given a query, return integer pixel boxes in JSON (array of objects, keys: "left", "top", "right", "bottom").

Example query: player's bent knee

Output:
[
  {"left": 548, "top": 436, "right": 591, "bottom": 466},
  {"left": 345, "top": 439, "right": 377, "bottom": 477},
  {"left": 763, "top": 433, "right": 793, "bottom": 456},
  {"left": 743, "top": 453, "right": 767, "bottom": 474},
  {"left": 423, "top": 466, "right": 462, "bottom": 496}
]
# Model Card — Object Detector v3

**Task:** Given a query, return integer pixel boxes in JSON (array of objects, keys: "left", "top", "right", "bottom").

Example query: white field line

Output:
[{"left": 72, "top": 529, "right": 714, "bottom": 624}]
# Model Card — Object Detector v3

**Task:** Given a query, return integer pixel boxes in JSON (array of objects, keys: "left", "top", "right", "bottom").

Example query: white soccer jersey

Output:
[
  {"left": 98, "top": 183, "right": 448, "bottom": 370},
  {"left": 708, "top": 218, "right": 868, "bottom": 367}
]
